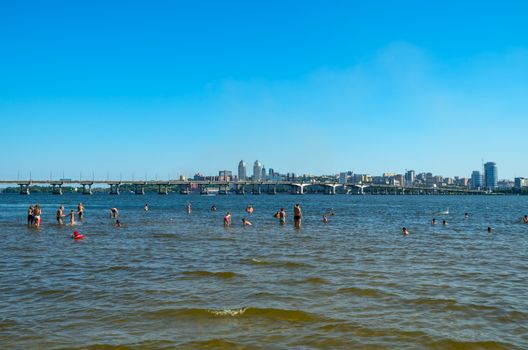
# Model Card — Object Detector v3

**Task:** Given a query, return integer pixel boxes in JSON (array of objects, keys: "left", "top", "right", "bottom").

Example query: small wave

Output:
[
  {"left": 209, "top": 307, "right": 248, "bottom": 316},
  {"left": 337, "top": 287, "right": 390, "bottom": 298},
  {"left": 182, "top": 270, "right": 240, "bottom": 279},
  {"left": 282, "top": 276, "right": 328, "bottom": 285},
  {"left": 145, "top": 307, "right": 323, "bottom": 323},
  {"left": 427, "top": 339, "right": 517, "bottom": 350},
  {"left": 36, "top": 289, "right": 71, "bottom": 297},
  {"left": 409, "top": 297, "right": 500, "bottom": 313},
  {"left": 180, "top": 338, "right": 259, "bottom": 350},
  {"left": 242, "top": 258, "right": 314, "bottom": 269}
]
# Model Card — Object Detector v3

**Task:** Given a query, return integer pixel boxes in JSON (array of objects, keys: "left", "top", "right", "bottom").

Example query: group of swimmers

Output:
[
  {"left": 27, "top": 204, "right": 43, "bottom": 227},
  {"left": 28, "top": 203, "right": 85, "bottom": 227},
  {"left": 401, "top": 212, "right": 528, "bottom": 235},
  {"left": 55, "top": 203, "right": 84, "bottom": 226},
  {"left": 28, "top": 202, "right": 528, "bottom": 240}
]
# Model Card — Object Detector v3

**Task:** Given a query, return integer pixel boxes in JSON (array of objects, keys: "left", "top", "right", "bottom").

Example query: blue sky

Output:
[{"left": 1, "top": 1, "right": 527, "bottom": 180}]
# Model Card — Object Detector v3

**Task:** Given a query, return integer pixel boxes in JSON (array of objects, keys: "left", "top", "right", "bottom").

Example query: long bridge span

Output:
[{"left": 0, "top": 180, "right": 487, "bottom": 196}]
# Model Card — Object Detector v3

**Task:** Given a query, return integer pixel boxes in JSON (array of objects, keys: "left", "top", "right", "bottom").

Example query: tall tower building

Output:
[
  {"left": 238, "top": 160, "right": 247, "bottom": 181},
  {"left": 405, "top": 170, "right": 415, "bottom": 186},
  {"left": 471, "top": 171, "right": 482, "bottom": 189},
  {"left": 484, "top": 162, "right": 498, "bottom": 190},
  {"left": 253, "top": 160, "right": 262, "bottom": 181}
]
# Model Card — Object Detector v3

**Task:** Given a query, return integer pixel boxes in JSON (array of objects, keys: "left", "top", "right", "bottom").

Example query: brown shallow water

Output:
[{"left": 0, "top": 194, "right": 527, "bottom": 349}]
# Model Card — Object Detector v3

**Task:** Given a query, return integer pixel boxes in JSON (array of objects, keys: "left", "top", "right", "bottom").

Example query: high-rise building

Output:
[
  {"left": 514, "top": 177, "right": 528, "bottom": 190},
  {"left": 484, "top": 162, "right": 498, "bottom": 190},
  {"left": 471, "top": 170, "right": 482, "bottom": 189},
  {"left": 253, "top": 160, "right": 262, "bottom": 181},
  {"left": 339, "top": 172, "right": 347, "bottom": 184},
  {"left": 238, "top": 160, "right": 247, "bottom": 181},
  {"left": 261, "top": 167, "right": 267, "bottom": 181},
  {"left": 218, "top": 170, "right": 232, "bottom": 181},
  {"left": 405, "top": 170, "right": 415, "bottom": 186}
]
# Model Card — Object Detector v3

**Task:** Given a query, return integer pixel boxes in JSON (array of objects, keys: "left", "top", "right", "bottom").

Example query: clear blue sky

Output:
[{"left": 1, "top": 1, "right": 527, "bottom": 180}]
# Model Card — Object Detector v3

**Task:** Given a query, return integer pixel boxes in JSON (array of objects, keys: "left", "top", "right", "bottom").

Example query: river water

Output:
[{"left": 0, "top": 193, "right": 527, "bottom": 349}]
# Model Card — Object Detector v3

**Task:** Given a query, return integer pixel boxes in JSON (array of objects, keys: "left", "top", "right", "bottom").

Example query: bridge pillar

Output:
[
  {"left": 179, "top": 184, "right": 190, "bottom": 195},
  {"left": 267, "top": 184, "right": 276, "bottom": 195},
  {"left": 82, "top": 184, "right": 93, "bottom": 195},
  {"left": 325, "top": 185, "right": 337, "bottom": 195},
  {"left": 291, "top": 185, "right": 304, "bottom": 195},
  {"left": 19, "top": 184, "right": 30, "bottom": 195},
  {"left": 219, "top": 184, "right": 228, "bottom": 195},
  {"left": 252, "top": 184, "right": 261, "bottom": 195},
  {"left": 236, "top": 184, "right": 245, "bottom": 195},
  {"left": 109, "top": 184, "right": 120, "bottom": 195},
  {"left": 134, "top": 184, "right": 145, "bottom": 195},
  {"left": 200, "top": 184, "right": 208, "bottom": 195},
  {"left": 158, "top": 184, "right": 168, "bottom": 195},
  {"left": 51, "top": 184, "right": 63, "bottom": 195}
]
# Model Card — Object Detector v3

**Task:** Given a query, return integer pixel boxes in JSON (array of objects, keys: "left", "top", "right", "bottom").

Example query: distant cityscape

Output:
[{"left": 189, "top": 160, "right": 528, "bottom": 193}]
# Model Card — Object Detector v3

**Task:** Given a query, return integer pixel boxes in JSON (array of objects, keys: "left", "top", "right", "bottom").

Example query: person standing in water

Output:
[
  {"left": 33, "top": 205, "right": 42, "bottom": 228},
  {"left": 293, "top": 203, "right": 302, "bottom": 229},
  {"left": 279, "top": 208, "right": 287, "bottom": 225},
  {"left": 27, "top": 205, "right": 34, "bottom": 226},
  {"left": 187, "top": 203, "right": 192, "bottom": 214},
  {"left": 224, "top": 212, "right": 231, "bottom": 227},
  {"left": 56, "top": 205, "right": 65, "bottom": 225},
  {"left": 77, "top": 203, "right": 84, "bottom": 220},
  {"left": 144, "top": 204, "right": 149, "bottom": 211},
  {"left": 523, "top": 215, "right": 528, "bottom": 224},
  {"left": 68, "top": 209, "right": 75, "bottom": 226},
  {"left": 402, "top": 227, "right": 409, "bottom": 235},
  {"left": 110, "top": 208, "right": 118, "bottom": 219},
  {"left": 322, "top": 214, "right": 328, "bottom": 223}
]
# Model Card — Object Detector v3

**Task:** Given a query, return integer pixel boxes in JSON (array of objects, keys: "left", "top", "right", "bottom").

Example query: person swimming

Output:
[
  {"left": 487, "top": 226, "right": 492, "bottom": 233},
  {"left": 443, "top": 220, "right": 448, "bottom": 225},
  {"left": 329, "top": 208, "right": 335, "bottom": 216},
  {"left": 72, "top": 230, "right": 84, "bottom": 240},
  {"left": 242, "top": 218, "right": 252, "bottom": 226},
  {"left": 322, "top": 214, "right": 328, "bottom": 223},
  {"left": 211, "top": 205, "right": 217, "bottom": 212},
  {"left": 464, "top": 213, "right": 469, "bottom": 219},
  {"left": 144, "top": 204, "right": 149, "bottom": 211},
  {"left": 523, "top": 215, "right": 528, "bottom": 224},
  {"left": 431, "top": 218, "right": 436, "bottom": 225},
  {"left": 402, "top": 227, "right": 409, "bottom": 235},
  {"left": 224, "top": 212, "right": 231, "bottom": 227},
  {"left": 246, "top": 205, "right": 254, "bottom": 214},
  {"left": 273, "top": 211, "right": 280, "bottom": 219}
]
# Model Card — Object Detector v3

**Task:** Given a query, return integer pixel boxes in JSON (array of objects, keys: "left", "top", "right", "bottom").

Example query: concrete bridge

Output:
[{"left": 0, "top": 180, "right": 487, "bottom": 196}]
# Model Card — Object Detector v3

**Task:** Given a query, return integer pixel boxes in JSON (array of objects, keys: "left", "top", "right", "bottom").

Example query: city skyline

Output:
[{"left": 1, "top": 2, "right": 528, "bottom": 179}]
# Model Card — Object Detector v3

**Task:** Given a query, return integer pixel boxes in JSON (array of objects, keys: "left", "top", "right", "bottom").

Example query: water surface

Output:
[{"left": 1, "top": 194, "right": 527, "bottom": 349}]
